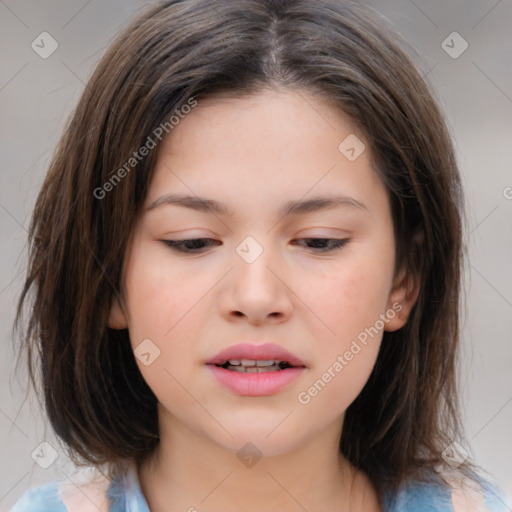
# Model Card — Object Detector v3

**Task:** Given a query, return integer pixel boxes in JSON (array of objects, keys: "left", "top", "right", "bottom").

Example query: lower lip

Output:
[{"left": 206, "top": 365, "right": 305, "bottom": 396}]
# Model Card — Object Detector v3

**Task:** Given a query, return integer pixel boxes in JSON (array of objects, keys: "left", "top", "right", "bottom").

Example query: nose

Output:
[{"left": 217, "top": 239, "right": 293, "bottom": 326}]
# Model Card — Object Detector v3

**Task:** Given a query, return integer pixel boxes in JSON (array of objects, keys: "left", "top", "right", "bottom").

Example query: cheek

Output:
[
  {"left": 121, "top": 250, "right": 202, "bottom": 399},
  {"left": 122, "top": 248, "right": 206, "bottom": 404},
  {"left": 296, "top": 270, "right": 386, "bottom": 416},
  {"left": 310, "top": 258, "right": 393, "bottom": 339},
  {"left": 124, "top": 244, "right": 202, "bottom": 338},
  {"left": 298, "top": 253, "right": 393, "bottom": 405}
]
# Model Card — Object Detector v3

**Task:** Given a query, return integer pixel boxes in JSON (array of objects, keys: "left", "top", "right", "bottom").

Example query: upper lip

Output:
[{"left": 206, "top": 342, "right": 306, "bottom": 367}]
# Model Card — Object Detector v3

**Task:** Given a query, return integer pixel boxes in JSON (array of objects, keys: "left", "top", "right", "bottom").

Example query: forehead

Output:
[
  {"left": 158, "top": 89, "right": 359, "bottom": 158},
  {"left": 145, "top": 89, "right": 385, "bottom": 217}
]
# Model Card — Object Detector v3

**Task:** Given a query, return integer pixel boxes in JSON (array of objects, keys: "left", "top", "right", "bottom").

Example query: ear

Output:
[
  {"left": 384, "top": 263, "right": 421, "bottom": 332},
  {"left": 108, "top": 295, "right": 128, "bottom": 330}
]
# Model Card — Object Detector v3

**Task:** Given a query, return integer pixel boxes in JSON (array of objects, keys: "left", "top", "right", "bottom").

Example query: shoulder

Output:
[
  {"left": 9, "top": 464, "right": 120, "bottom": 512},
  {"left": 477, "top": 477, "right": 511, "bottom": 512},
  {"left": 382, "top": 476, "right": 453, "bottom": 512},
  {"left": 382, "top": 471, "right": 511, "bottom": 512},
  {"left": 9, "top": 481, "right": 67, "bottom": 512}
]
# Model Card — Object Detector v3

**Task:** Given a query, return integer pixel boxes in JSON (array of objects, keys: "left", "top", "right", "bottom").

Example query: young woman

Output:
[{"left": 11, "top": 0, "right": 509, "bottom": 510}]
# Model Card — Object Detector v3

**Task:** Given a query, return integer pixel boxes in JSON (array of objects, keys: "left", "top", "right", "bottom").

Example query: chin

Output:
[
  {"left": 219, "top": 436, "right": 300, "bottom": 460},
  {"left": 211, "top": 423, "right": 305, "bottom": 459}
]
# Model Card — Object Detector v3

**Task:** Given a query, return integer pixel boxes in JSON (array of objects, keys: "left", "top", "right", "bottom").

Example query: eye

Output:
[
  {"left": 292, "top": 238, "right": 350, "bottom": 253},
  {"left": 162, "top": 238, "right": 220, "bottom": 253},
  {"left": 161, "top": 237, "right": 350, "bottom": 254}
]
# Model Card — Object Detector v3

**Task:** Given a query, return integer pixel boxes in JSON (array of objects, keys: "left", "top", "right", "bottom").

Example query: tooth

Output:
[
  {"left": 229, "top": 364, "right": 281, "bottom": 373},
  {"left": 259, "top": 366, "right": 280, "bottom": 372},
  {"left": 256, "top": 360, "right": 275, "bottom": 366},
  {"left": 228, "top": 359, "right": 241, "bottom": 365},
  {"left": 239, "top": 359, "right": 280, "bottom": 367},
  {"left": 232, "top": 366, "right": 259, "bottom": 373}
]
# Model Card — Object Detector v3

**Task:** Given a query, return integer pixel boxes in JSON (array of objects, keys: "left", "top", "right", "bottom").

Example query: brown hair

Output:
[{"left": 14, "top": 0, "right": 475, "bottom": 498}]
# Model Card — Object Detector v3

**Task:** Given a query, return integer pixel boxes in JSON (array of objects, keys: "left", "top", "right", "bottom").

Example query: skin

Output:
[{"left": 109, "top": 88, "right": 419, "bottom": 511}]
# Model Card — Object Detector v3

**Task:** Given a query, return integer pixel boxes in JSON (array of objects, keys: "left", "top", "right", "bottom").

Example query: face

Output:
[{"left": 109, "top": 89, "right": 416, "bottom": 456}]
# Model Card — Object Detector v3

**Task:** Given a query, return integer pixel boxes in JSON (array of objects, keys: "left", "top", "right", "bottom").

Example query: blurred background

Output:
[{"left": 1, "top": 0, "right": 511, "bottom": 509}]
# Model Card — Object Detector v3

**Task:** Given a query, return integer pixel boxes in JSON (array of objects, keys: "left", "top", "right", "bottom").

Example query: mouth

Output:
[
  {"left": 206, "top": 356, "right": 306, "bottom": 396},
  {"left": 205, "top": 342, "right": 306, "bottom": 370},
  {"left": 212, "top": 359, "right": 303, "bottom": 373}
]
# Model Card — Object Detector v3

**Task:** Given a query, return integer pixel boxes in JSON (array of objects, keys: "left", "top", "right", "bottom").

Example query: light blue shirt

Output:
[{"left": 9, "top": 461, "right": 511, "bottom": 512}]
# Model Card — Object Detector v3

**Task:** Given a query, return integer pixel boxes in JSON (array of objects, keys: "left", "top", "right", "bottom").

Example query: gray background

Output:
[{"left": 1, "top": 0, "right": 511, "bottom": 509}]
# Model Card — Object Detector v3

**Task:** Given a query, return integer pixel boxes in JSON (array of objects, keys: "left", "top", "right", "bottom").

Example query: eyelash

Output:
[{"left": 162, "top": 238, "right": 350, "bottom": 254}]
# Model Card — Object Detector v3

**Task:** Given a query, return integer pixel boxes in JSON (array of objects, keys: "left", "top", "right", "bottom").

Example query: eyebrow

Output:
[{"left": 145, "top": 193, "right": 368, "bottom": 217}]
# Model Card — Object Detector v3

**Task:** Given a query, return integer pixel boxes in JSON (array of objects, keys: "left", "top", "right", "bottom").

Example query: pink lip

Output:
[
  {"left": 205, "top": 342, "right": 306, "bottom": 397},
  {"left": 205, "top": 342, "right": 306, "bottom": 367},
  {"left": 206, "top": 365, "right": 305, "bottom": 396}
]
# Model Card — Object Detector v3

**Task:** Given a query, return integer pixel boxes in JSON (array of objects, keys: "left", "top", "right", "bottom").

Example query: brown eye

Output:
[
  {"left": 292, "top": 238, "right": 350, "bottom": 253},
  {"left": 162, "top": 238, "right": 221, "bottom": 253}
]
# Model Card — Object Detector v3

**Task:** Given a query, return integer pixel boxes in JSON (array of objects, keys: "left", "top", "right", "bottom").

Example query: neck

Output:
[{"left": 137, "top": 409, "right": 381, "bottom": 511}]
